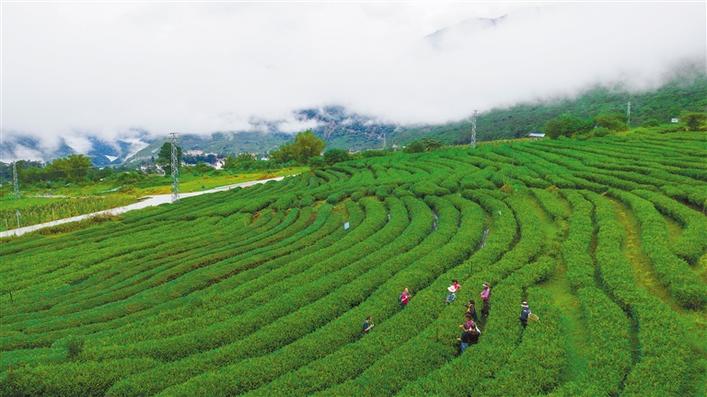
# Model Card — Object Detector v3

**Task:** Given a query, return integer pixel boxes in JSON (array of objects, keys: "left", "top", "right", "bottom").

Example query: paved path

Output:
[{"left": 0, "top": 176, "right": 285, "bottom": 239}]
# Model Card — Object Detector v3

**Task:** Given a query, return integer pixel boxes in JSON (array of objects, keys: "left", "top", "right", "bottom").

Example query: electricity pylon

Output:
[
  {"left": 470, "top": 110, "right": 478, "bottom": 148},
  {"left": 12, "top": 161, "right": 20, "bottom": 199},
  {"left": 170, "top": 133, "right": 180, "bottom": 202}
]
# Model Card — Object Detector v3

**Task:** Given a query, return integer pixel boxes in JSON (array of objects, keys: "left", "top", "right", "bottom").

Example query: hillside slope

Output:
[
  {"left": 1, "top": 130, "right": 704, "bottom": 397},
  {"left": 393, "top": 73, "right": 707, "bottom": 145}
]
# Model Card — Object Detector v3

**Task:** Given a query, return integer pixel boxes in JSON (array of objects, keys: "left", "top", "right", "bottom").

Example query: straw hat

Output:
[
  {"left": 448, "top": 286, "right": 457, "bottom": 293},
  {"left": 521, "top": 301, "right": 529, "bottom": 308}
]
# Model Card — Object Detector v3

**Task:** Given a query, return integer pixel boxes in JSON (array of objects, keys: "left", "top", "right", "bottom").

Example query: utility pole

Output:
[
  {"left": 470, "top": 110, "right": 478, "bottom": 148},
  {"left": 170, "top": 133, "right": 180, "bottom": 202},
  {"left": 12, "top": 161, "right": 20, "bottom": 199},
  {"left": 627, "top": 101, "right": 631, "bottom": 128}
]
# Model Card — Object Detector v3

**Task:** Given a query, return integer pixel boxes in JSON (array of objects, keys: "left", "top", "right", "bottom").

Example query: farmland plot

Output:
[{"left": 1, "top": 130, "right": 705, "bottom": 396}]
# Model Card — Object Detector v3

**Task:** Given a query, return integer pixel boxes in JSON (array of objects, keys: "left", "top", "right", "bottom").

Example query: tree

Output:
[
  {"left": 46, "top": 155, "right": 93, "bottom": 182},
  {"left": 642, "top": 118, "right": 661, "bottom": 127},
  {"left": 291, "top": 130, "right": 325, "bottom": 163},
  {"left": 225, "top": 153, "right": 257, "bottom": 170},
  {"left": 404, "top": 141, "right": 426, "bottom": 153},
  {"left": 420, "top": 138, "right": 442, "bottom": 150},
  {"left": 592, "top": 127, "right": 611, "bottom": 137},
  {"left": 682, "top": 112, "right": 707, "bottom": 131},
  {"left": 404, "top": 138, "right": 442, "bottom": 153},
  {"left": 323, "top": 149, "right": 351, "bottom": 165},
  {"left": 271, "top": 130, "right": 325, "bottom": 164},
  {"left": 191, "top": 163, "right": 213, "bottom": 175},
  {"left": 308, "top": 156, "right": 325, "bottom": 168},
  {"left": 156, "top": 142, "right": 182, "bottom": 175},
  {"left": 594, "top": 112, "right": 627, "bottom": 131},
  {"left": 270, "top": 144, "right": 296, "bottom": 164},
  {"left": 545, "top": 114, "right": 592, "bottom": 138}
]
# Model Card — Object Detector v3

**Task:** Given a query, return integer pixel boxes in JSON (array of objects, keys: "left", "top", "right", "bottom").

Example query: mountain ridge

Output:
[{"left": 2, "top": 72, "right": 704, "bottom": 166}]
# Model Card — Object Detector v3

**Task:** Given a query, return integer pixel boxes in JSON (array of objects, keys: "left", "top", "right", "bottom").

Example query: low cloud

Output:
[{"left": 2, "top": 2, "right": 705, "bottom": 148}]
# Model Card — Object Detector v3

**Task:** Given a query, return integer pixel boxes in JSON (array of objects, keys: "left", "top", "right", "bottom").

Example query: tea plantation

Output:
[{"left": 1, "top": 131, "right": 705, "bottom": 396}]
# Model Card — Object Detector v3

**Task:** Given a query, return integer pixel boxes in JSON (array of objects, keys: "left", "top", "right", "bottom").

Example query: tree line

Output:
[{"left": 544, "top": 111, "right": 706, "bottom": 139}]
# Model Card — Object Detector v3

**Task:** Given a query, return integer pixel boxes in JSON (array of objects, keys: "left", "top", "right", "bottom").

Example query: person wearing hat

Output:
[
  {"left": 519, "top": 301, "right": 532, "bottom": 328},
  {"left": 445, "top": 280, "right": 461, "bottom": 304},
  {"left": 480, "top": 282, "right": 492, "bottom": 317}
]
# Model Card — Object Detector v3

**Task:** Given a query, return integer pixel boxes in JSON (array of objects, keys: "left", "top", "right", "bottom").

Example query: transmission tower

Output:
[
  {"left": 12, "top": 161, "right": 20, "bottom": 199},
  {"left": 470, "top": 110, "right": 478, "bottom": 148},
  {"left": 626, "top": 101, "right": 631, "bottom": 128},
  {"left": 382, "top": 133, "right": 387, "bottom": 149},
  {"left": 170, "top": 133, "right": 180, "bottom": 202}
]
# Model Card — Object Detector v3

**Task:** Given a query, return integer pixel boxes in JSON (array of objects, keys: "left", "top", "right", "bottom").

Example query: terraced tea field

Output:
[{"left": 1, "top": 131, "right": 705, "bottom": 396}]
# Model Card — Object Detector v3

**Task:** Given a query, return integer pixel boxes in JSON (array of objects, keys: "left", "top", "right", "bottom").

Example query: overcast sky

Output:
[{"left": 1, "top": 1, "right": 705, "bottom": 150}]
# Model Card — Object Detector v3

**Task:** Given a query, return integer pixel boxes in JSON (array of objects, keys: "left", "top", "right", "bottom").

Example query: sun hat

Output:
[
  {"left": 521, "top": 301, "right": 529, "bottom": 307},
  {"left": 448, "top": 286, "right": 457, "bottom": 293}
]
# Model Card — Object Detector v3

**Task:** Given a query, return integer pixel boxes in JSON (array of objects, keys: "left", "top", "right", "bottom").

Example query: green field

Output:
[
  {"left": 0, "top": 131, "right": 705, "bottom": 396},
  {"left": 0, "top": 168, "right": 305, "bottom": 231}
]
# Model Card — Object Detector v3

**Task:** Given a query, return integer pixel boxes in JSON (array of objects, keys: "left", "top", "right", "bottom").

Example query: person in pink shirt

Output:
[
  {"left": 400, "top": 287, "right": 411, "bottom": 307},
  {"left": 457, "top": 313, "right": 481, "bottom": 353},
  {"left": 480, "top": 282, "right": 492, "bottom": 317},
  {"left": 445, "top": 279, "right": 461, "bottom": 304},
  {"left": 459, "top": 313, "right": 476, "bottom": 332}
]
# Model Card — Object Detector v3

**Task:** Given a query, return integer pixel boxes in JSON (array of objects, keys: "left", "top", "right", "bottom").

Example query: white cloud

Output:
[
  {"left": 1, "top": 1, "right": 705, "bottom": 145},
  {"left": 4, "top": 144, "right": 44, "bottom": 162},
  {"left": 277, "top": 118, "right": 321, "bottom": 134},
  {"left": 62, "top": 135, "right": 93, "bottom": 154}
]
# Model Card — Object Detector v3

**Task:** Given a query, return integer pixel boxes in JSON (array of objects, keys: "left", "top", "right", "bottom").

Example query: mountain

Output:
[
  {"left": 3, "top": 71, "right": 705, "bottom": 166},
  {"left": 0, "top": 135, "right": 74, "bottom": 164},
  {"left": 296, "top": 106, "right": 399, "bottom": 151},
  {"left": 1, "top": 130, "right": 151, "bottom": 167},
  {"left": 124, "top": 131, "right": 292, "bottom": 165},
  {"left": 120, "top": 72, "right": 707, "bottom": 158},
  {"left": 391, "top": 71, "right": 707, "bottom": 145},
  {"left": 124, "top": 107, "right": 398, "bottom": 165},
  {"left": 2, "top": 107, "right": 398, "bottom": 167}
]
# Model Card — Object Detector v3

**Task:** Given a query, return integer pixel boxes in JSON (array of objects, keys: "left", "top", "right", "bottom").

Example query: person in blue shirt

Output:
[
  {"left": 362, "top": 316, "right": 374, "bottom": 334},
  {"left": 519, "top": 301, "right": 531, "bottom": 328}
]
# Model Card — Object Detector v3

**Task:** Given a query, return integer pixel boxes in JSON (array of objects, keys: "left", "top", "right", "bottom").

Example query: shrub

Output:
[
  {"left": 592, "top": 126, "right": 611, "bottom": 137},
  {"left": 323, "top": 149, "right": 351, "bottom": 165},
  {"left": 66, "top": 337, "right": 84, "bottom": 360},
  {"left": 545, "top": 114, "right": 593, "bottom": 138}
]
